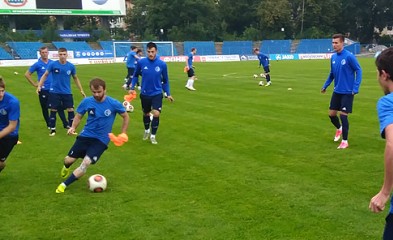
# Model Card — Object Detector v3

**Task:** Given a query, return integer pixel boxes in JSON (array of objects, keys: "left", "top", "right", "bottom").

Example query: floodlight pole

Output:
[{"left": 300, "top": 0, "right": 305, "bottom": 38}]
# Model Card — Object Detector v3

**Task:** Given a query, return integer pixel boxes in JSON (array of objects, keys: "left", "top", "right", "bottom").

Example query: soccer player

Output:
[
  {"left": 37, "top": 47, "right": 86, "bottom": 136},
  {"left": 124, "top": 48, "right": 143, "bottom": 90},
  {"left": 24, "top": 46, "right": 68, "bottom": 129},
  {"left": 55, "top": 78, "right": 129, "bottom": 193},
  {"left": 123, "top": 46, "right": 141, "bottom": 90},
  {"left": 129, "top": 42, "right": 174, "bottom": 145},
  {"left": 0, "top": 77, "right": 20, "bottom": 174},
  {"left": 321, "top": 33, "right": 362, "bottom": 149},
  {"left": 254, "top": 48, "right": 271, "bottom": 86},
  {"left": 185, "top": 47, "right": 197, "bottom": 91},
  {"left": 369, "top": 47, "right": 393, "bottom": 239}
]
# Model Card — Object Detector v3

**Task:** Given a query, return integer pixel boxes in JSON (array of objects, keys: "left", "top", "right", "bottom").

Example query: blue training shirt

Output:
[
  {"left": 77, "top": 96, "right": 125, "bottom": 145},
  {"left": 131, "top": 56, "right": 170, "bottom": 96},
  {"left": 187, "top": 52, "right": 193, "bottom": 68},
  {"left": 377, "top": 93, "right": 393, "bottom": 213},
  {"left": 322, "top": 49, "right": 362, "bottom": 94},
  {"left": 126, "top": 51, "right": 137, "bottom": 68},
  {"left": 47, "top": 60, "right": 76, "bottom": 94},
  {"left": 29, "top": 58, "right": 54, "bottom": 90},
  {"left": 0, "top": 92, "right": 20, "bottom": 137},
  {"left": 257, "top": 53, "right": 269, "bottom": 67}
]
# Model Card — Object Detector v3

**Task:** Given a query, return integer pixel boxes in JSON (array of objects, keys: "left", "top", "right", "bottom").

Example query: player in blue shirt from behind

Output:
[
  {"left": 185, "top": 47, "right": 197, "bottom": 91},
  {"left": 55, "top": 78, "right": 129, "bottom": 193},
  {"left": 37, "top": 47, "right": 86, "bottom": 136},
  {"left": 321, "top": 33, "right": 362, "bottom": 149},
  {"left": 369, "top": 47, "right": 393, "bottom": 239},
  {"left": 0, "top": 76, "right": 20, "bottom": 174},
  {"left": 254, "top": 48, "right": 272, "bottom": 86},
  {"left": 123, "top": 46, "right": 141, "bottom": 90},
  {"left": 24, "top": 46, "right": 68, "bottom": 129},
  {"left": 129, "top": 42, "right": 174, "bottom": 145}
]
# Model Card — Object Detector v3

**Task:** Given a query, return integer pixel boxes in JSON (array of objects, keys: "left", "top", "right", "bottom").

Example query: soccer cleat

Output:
[
  {"left": 137, "top": 86, "right": 141, "bottom": 91},
  {"left": 143, "top": 131, "right": 150, "bottom": 140},
  {"left": 150, "top": 136, "right": 158, "bottom": 145},
  {"left": 49, "top": 129, "right": 56, "bottom": 137},
  {"left": 265, "top": 81, "right": 271, "bottom": 86},
  {"left": 55, "top": 183, "right": 66, "bottom": 193},
  {"left": 17, "top": 140, "right": 22, "bottom": 145},
  {"left": 122, "top": 84, "right": 128, "bottom": 90},
  {"left": 337, "top": 141, "right": 349, "bottom": 149},
  {"left": 334, "top": 128, "right": 342, "bottom": 142},
  {"left": 61, "top": 166, "right": 70, "bottom": 179},
  {"left": 186, "top": 86, "right": 196, "bottom": 91}
]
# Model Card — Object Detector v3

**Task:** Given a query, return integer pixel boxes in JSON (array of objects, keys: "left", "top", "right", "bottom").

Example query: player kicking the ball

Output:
[
  {"left": 254, "top": 48, "right": 271, "bottom": 86},
  {"left": 55, "top": 78, "right": 129, "bottom": 193}
]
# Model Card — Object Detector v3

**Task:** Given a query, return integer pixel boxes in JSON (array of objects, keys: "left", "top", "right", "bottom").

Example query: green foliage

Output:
[
  {"left": 41, "top": 21, "right": 62, "bottom": 42},
  {"left": 0, "top": 58, "right": 386, "bottom": 239}
]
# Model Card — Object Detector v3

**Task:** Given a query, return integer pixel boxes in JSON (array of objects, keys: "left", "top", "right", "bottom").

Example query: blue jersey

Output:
[
  {"left": 47, "top": 60, "right": 76, "bottom": 94},
  {"left": 0, "top": 92, "right": 20, "bottom": 137},
  {"left": 29, "top": 58, "right": 54, "bottom": 90},
  {"left": 131, "top": 56, "right": 170, "bottom": 96},
  {"left": 126, "top": 51, "right": 137, "bottom": 68},
  {"left": 322, "top": 49, "right": 362, "bottom": 94},
  {"left": 376, "top": 93, "right": 393, "bottom": 213},
  {"left": 77, "top": 96, "right": 125, "bottom": 145},
  {"left": 257, "top": 53, "right": 269, "bottom": 67},
  {"left": 187, "top": 52, "right": 193, "bottom": 68}
]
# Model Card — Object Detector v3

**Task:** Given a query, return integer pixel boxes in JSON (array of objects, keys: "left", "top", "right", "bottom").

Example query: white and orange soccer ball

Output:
[
  {"left": 88, "top": 174, "right": 107, "bottom": 192},
  {"left": 122, "top": 101, "right": 134, "bottom": 112}
]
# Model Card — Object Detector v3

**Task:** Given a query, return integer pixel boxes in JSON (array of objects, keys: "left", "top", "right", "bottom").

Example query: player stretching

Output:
[
  {"left": 254, "top": 48, "right": 271, "bottom": 86},
  {"left": 56, "top": 78, "right": 129, "bottom": 193},
  {"left": 185, "top": 47, "right": 197, "bottom": 91},
  {"left": 129, "top": 42, "right": 174, "bottom": 145}
]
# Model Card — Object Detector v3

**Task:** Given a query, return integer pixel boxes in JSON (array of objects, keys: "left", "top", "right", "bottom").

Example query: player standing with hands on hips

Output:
[
  {"left": 56, "top": 78, "right": 129, "bottom": 193},
  {"left": 321, "top": 33, "right": 362, "bottom": 149},
  {"left": 129, "top": 42, "right": 174, "bottom": 145}
]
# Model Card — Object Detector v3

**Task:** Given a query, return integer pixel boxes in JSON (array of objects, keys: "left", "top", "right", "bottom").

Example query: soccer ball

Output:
[
  {"left": 122, "top": 101, "right": 134, "bottom": 112},
  {"left": 253, "top": 74, "right": 258, "bottom": 78},
  {"left": 260, "top": 73, "right": 266, "bottom": 78},
  {"left": 88, "top": 174, "right": 107, "bottom": 192},
  {"left": 258, "top": 81, "right": 264, "bottom": 86}
]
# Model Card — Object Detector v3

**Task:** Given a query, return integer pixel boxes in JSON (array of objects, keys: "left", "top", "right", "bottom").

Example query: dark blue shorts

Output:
[
  {"left": 329, "top": 92, "right": 354, "bottom": 113},
  {"left": 68, "top": 136, "right": 108, "bottom": 164},
  {"left": 384, "top": 213, "right": 393, "bottom": 239},
  {"left": 0, "top": 136, "right": 18, "bottom": 161},
  {"left": 127, "top": 67, "right": 135, "bottom": 78},
  {"left": 140, "top": 93, "right": 163, "bottom": 113},
  {"left": 48, "top": 93, "right": 74, "bottom": 110},
  {"left": 263, "top": 66, "right": 270, "bottom": 74},
  {"left": 187, "top": 68, "right": 195, "bottom": 78},
  {"left": 39, "top": 89, "right": 50, "bottom": 108}
]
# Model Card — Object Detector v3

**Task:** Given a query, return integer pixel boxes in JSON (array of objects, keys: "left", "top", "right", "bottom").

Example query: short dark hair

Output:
[
  {"left": 332, "top": 33, "right": 345, "bottom": 42},
  {"left": 90, "top": 77, "right": 106, "bottom": 90},
  {"left": 191, "top": 48, "right": 196, "bottom": 52},
  {"left": 58, "top": 47, "right": 67, "bottom": 53},
  {"left": 136, "top": 49, "right": 142, "bottom": 54},
  {"left": 147, "top": 42, "right": 157, "bottom": 50},
  {"left": 131, "top": 46, "right": 137, "bottom": 50},
  {"left": 253, "top": 48, "right": 259, "bottom": 52},
  {"left": 376, "top": 47, "right": 393, "bottom": 81},
  {"left": 39, "top": 46, "right": 48, "bottom": 52}
]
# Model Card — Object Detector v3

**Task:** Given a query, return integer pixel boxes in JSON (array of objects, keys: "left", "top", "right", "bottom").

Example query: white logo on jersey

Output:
[
  {"left": 0, "top": 108, "right": 7, "bottom": 115},
  {"left": 104, "top": 109, "right": 111, "bottom": 116},
  {"left": 341, "top": 59, "right": 346, "bottom": 65},
  {"left": 144, "top": 66, "right": 148, "bottom": 70},
  {"left": 67, "top": 70, "right": 71, "bottom": 75},
  {"left": 155, "top": 66, "right": 161, "bottom": 72}
]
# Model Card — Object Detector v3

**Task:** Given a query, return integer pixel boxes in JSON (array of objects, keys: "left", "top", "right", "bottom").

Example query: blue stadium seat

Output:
[
  {"left": 52, "top": 41, "right": 92, "bottom": 52},
  {"left": 222, "top": 41, "right": 253, "bottom": 55},
  {"left": 0, "top": 47, "right": 12, "bottom": 60},
  {"left": 184, "top": 41, "right": 216, "bottom": 55},
  {"left": 260, "top": 40, "right": 292, "bottom": 54},
  {"left": 296, "top": 39, "right": 332, "bottom": 53},
  {"left": 6, "top": 41, "right": 44, "bottom": 59}
]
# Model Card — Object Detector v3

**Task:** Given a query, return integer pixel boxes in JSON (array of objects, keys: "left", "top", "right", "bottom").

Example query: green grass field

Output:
[{"left": 0, "top": 58, "right": 387, "bottom": 239}]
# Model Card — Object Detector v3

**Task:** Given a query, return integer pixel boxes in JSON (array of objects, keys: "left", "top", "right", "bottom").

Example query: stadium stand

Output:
[
  {"left": 222, "top": 41, "right": 253, "bottom": 55},
  {"left": 6, "top": 41, "right": 44, "bottom": 59},
  {"left": 260, "top": 40, "right": 292, "bottom": 54},
  {"left": 0, "top": 46, "right": 13, "bottom": 60},
  {"left": 296, "top": 39, "right": 332, "bottom": 53},
  {"left": 52, "top": 41, "right": 92, "bottom": 52},
  {"left": 184, "top": 41, "right": 216, "bottom": 55}
]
